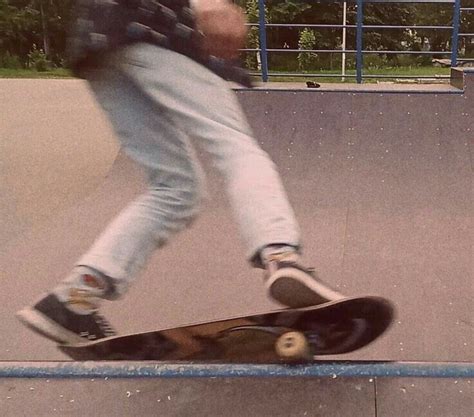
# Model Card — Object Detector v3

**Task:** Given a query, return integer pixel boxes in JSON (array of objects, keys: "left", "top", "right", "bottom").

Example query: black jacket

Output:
[{"left": 67, "top": 0, "right": 252, "bottom": 87}]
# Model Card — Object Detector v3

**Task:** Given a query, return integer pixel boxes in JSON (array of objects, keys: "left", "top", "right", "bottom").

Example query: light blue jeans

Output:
[{"left": 69, "top": 44, "right": 300, "bottom": 297}]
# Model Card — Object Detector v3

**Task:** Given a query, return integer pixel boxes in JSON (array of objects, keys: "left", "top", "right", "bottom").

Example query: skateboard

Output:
[{"left": 59, "top": 296, "right": 394, "bottom": 362}]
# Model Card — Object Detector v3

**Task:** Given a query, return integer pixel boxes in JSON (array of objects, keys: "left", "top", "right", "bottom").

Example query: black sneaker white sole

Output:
[
  {"left": 16, "top": 293, "right": 116, "bottom": 345},
  {"left": 16, "top": 307, "right": 86, "bottom": 345}
]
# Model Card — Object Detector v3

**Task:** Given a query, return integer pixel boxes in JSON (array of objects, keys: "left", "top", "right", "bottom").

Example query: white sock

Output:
[
  {"left": 261, "top": 245, "right": 298, "bottom": 266},
  {"left": 52, "top": 267, "right": 110, "bottom": 314}
]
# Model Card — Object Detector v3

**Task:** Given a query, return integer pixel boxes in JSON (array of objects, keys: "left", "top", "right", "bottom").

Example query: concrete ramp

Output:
[
  {"left": 0, "top": 79, "right": 119, "bottom": 250},
  {"left": 0, "top": 70, "right": 472, "bottom": 416}
]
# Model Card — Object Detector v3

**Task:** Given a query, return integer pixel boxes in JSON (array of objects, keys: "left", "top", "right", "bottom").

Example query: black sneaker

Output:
[
  {"left": 16, "top": 293, "right": 116, "bottom": 344},
  {"left": 264, "top": 252, "right": 345, "bottom": 308}
]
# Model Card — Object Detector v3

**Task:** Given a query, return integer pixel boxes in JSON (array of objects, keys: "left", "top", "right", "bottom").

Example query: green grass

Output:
[
  {"left": 0, "top": 65, "right": 451, "bottom": 83},
  {"left": 0, "top": 68, "right": 73, "bottom": 78}
]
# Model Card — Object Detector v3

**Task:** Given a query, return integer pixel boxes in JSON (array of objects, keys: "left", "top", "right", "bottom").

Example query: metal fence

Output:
[{"left": 241, "top": 0, "right": 473, "bottom": 83}]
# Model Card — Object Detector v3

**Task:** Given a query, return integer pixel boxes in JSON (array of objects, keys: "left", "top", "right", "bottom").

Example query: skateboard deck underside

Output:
[{"left": 59, "top": 296, "right": 394, "bottom": 362}]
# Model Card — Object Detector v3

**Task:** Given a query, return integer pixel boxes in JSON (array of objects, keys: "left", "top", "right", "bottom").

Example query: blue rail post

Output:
[
  {"left": 451, "top": 0, "right": 461, "bottom": 67},
  {"left": 356, "top": 0, "right": 364, "bottom": 83},
  {"left": 258, "top": 0, "right": 269, "bottom": 82}
]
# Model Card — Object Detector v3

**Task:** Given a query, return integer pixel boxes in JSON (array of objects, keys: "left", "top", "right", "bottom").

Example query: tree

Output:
[
  {"left": 1, "top": 0, "right": 469, "bottom": 70},
  {"left": 0, "top": 0, "right": 74, "bottom": 67},
  {"left": 0, "top": 0, "right": 38, "bottom": 65},
  {"left": 298, "top": 27, "right": 319, "bottom": 70},
  {"left": 244, "top": 0, "right": 262, "bottom": 70}
]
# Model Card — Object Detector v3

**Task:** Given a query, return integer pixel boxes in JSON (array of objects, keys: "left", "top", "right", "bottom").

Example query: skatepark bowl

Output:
[{"left": 0, "top": 68, "right": 472, "bottom": 416}]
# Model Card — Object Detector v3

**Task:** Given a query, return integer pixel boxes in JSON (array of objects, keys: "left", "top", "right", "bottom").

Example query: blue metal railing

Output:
[
  {"left": 1, "top": 361, "right": 473, "bottom": 378},
  {"left": 245, "top": 0, "right": 472, "bottom": 83},
  {"left": 458, "top": 4, "right": 474, "bottom": 63},
  {"left": 356, "top": 0, "right": 364, "bottom": 83},
  {"left": 451, "top": 0, "right": 461, "bottom": 66},
  {"left": 257, "top": 0, "right": 269, "bottom": 82}
]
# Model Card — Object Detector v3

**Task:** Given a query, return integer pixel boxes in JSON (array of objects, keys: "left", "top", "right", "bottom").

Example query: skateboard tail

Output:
[{"left": 308, "top": 296, "right": 395, "bottom": 355}]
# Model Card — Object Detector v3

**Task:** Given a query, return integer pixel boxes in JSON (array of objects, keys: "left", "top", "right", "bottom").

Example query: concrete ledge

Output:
[
  {"left": 233, "top": 68, "right": 474, "bottom": 95},
  {"left": 1, "top": 361, "right": 473, "bottom": 379},
  {"left": 451, "top": 67, "right": 465, "bottom": 90},
  {"left": 235, "top": 83, "right": 463, "bottom": 94}
]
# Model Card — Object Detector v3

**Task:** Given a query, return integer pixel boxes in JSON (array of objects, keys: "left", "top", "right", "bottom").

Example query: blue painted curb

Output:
[{"left": 1, "top": 361, "right": 473, "bottom": 379}]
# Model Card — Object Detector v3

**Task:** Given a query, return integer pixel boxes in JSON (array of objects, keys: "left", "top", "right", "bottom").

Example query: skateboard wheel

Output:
[{"left": 275, "top": 331, "right": 310, "bottom": 361}]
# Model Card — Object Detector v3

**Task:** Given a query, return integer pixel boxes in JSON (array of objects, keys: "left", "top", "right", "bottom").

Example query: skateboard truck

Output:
[{"left": 226, "top": 325, "right": 312, "bottom": 361}]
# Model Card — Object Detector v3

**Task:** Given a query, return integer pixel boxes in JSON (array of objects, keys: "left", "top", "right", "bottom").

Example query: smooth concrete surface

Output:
[
  {"left": 1, "top": 376, "right": 472, "bottom": 417},
  {"left": 1, "top": 74, "right": 472, "bottom": 362},
  {"left": 0, "top": 377, "right": 376, "bottom": 417},
  {"left": 0, "top": 79, "right": 119, "bottom": 250},
  {"left": 376, "top": 378, "right": 473, "bottom": 417},
  {"left": 0, "top": 70, "right": 472, "bottom": 416}
]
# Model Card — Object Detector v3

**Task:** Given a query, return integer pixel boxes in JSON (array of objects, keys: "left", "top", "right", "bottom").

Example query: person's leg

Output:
[
  {"left": 68, "top": 66, "right": 207, "bottom": 297},
  {"left": 17, "top": 43, "right": 344, "bottom": 344},
  {"left": 116, "top": 44, "right": 344, "bottom": 307},
  {"left": 16, "top": 52, "right": 208, "bottom": 343},
  {"left": 118, "top": 44, "right": 300, "bottom": 264}
]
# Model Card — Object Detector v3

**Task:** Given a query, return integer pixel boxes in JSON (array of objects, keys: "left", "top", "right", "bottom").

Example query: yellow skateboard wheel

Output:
[{"left": 275, "top": 331, "right": 311, "bottom": 360}]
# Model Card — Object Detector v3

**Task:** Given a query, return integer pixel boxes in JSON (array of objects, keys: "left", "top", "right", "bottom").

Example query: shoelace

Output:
[
  {"left": 268, "top": 252, "right": 316, "bottom": 272},
  {"left": 93, "top": 313, "right": 117, "bottom": 337},
  {"left": 266, "top": 256, "right": 317, "bottom": 279}
]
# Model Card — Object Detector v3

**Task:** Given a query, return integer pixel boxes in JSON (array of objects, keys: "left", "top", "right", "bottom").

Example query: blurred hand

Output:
[{"left": 194, "top": 0, "right": 248, "bottom": 60}]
